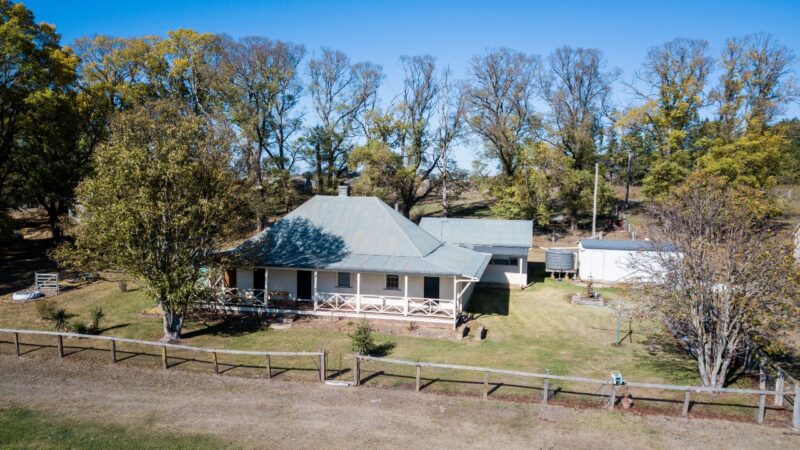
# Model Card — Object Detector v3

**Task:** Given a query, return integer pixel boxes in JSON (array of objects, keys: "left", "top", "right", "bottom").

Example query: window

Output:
[
  {"left": 385, "top": 274, "right": 399, "bottom": 290},
  {"left": 490, "top": 257, "right": 519, "bottom": 266},
  {"left": 337, "top": 272, "right": 351, "bottom": 288}
]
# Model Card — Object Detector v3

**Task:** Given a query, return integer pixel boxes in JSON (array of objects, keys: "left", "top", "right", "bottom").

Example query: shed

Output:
[
  {"left": 419, "top": 217, "right": 533, "bottom": 287},
  {"left": 577, "top": 239, "right": 676, "bottom": 283}
]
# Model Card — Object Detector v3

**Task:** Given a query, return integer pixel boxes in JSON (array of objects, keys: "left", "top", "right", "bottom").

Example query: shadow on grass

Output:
[
  {"left": 636, "top": 332, "right": 699, "bottom": 384},
  {"left": 180, "top": 314, "right": 265, "bottom": 339},
  {"left": 464, "top": 287, "right": 510, "bottom": 318}
]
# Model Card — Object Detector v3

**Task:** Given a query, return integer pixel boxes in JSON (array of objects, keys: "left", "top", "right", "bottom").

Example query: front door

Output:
[
  {"left": 253, "top": 268, "right": 265, "bottom": 301},
  {"left": 297, "top": 270, "right": 312, "bottom": 300},
  {"left": 423, "top": 276, "right": 440, "bottom": 299}
]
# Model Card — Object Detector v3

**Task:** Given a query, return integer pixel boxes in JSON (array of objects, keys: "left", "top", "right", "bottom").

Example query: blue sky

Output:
[{"left": 26, "top": 0, "right": 800, "bottom": 169}]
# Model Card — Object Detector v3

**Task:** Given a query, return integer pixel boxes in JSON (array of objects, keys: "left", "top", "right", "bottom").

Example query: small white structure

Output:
[
  {"left": 578, "top": 239, "right": 676, "bottom": 284},
  {"left": 419, "top": 217, "right": 533, "bottom": 288}
]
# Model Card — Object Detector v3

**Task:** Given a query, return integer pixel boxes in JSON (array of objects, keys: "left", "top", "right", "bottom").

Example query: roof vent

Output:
[{"left": 337, "top": 185, "right": 351, "bottom": 197}]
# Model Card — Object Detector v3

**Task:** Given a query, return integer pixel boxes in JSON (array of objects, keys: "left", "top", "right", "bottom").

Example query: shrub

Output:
[
  {"left": 71, "top": 322, "right": 89, "bottom": 334},
  {"left": 90, "top": 307, "right": 105, "bottom": 332},
  {"left": 36, "top": 300, "right": 56, "bottom": 320},
  {"left": 349, "top": 321, "right": 376, "bottom": 355},
  {"left": 50, "top": 308, "right": 71, "bottom": 332}
]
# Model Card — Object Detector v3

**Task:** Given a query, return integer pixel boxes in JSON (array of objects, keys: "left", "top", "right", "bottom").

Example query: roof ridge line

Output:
[{"left": 374, "top": 197, "right": 442, "bottom": 258}]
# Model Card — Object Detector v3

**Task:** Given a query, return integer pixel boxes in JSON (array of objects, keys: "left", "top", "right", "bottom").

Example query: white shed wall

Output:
[{"left": 578, "top": 248, "right": 669, "bottom": 283}]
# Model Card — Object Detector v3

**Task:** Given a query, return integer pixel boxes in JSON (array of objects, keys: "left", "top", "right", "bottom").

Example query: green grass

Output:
[
  {"left": 0, "top": 279, "right": 698, "bottom": 385},
  {"left": 0, "top": 407, "right": 231, "bottom": 450}
]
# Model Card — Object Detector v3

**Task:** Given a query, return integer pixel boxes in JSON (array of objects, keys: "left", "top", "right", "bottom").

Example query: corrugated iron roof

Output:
[
  {"left": 234, "top": 196, "right": 490, "bottom": 278},
  {"left": 419, "top": 217, "right": 533, "bottom": 249},
  {"left": 579, "top": 239, "right": 676, "bottom": 252}
]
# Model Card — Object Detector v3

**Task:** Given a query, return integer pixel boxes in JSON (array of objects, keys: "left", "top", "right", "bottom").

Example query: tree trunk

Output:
[
  {"left": 162, "top": 310, "right": 183, "bottom": 342},
  {"left": 624, "top": 151, "right": 632, "bottom": 209},
  {"left": 47, "top": 209, "right": 62, "bottom": 243}
]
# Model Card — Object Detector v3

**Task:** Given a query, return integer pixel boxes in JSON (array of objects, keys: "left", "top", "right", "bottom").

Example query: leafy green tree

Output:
[
  {"left": 56, "top": 100, "right": 244, "bottom": 341},
  {"left": 0, "top": 0, "right": 79, "bottom": 215}
]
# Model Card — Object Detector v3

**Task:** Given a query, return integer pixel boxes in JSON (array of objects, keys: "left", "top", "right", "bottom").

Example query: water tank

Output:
[{"left": 545, "top": 248, "right": 576, "bottom": 273}]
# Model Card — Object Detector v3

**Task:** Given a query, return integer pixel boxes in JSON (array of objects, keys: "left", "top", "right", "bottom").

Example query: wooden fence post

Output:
[
  {"left": 542, "top": 378, "right": 549, "bottom": 403},
  {"left": 265, "top": 355, "right": 272, "bottom": 380},
  {"left": 774, "top": 373, "right": 784, "bottom": 407},
  {"left": 608, "top": 388, "right": 616, "bottom": 411},
  {"left": 320, "top": 350, "right": 327, "bottom": 382},
  {"left": 415, "top": 364, "right": 421, "bottom": 392},
  {"left": 13, "top": 332, "right": 19, "bottom": 357},
  {"left": 56, "top": 335, "right": 63, "bottom": 358},
  {"left": 682, "top": 390, "right": 691, "bottom": 417},
  {"left": 483, "top": 371, "right": 489, "bottom": 399},
  {"left": 353, "top": 354, "right": 360, "bottom": 386},
  {"left": 793, "top": 385, "right": 800, "bottom": 430},
  {"left": 161, "top": 346, "right": 168, "bottom": 370},
  {"left": 212, "top": 352, "right": 219, "bottom": 374},
  {"left": 110, "top": 340, "right": 116, "bottom": 363},
  {"left": 757, "top": 374, "right": 766, "bottom": 424}
]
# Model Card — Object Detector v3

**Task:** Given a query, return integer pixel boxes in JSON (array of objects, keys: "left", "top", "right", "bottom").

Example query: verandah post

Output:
[{"left": 356, "top": 273, "right": 361, "bottom": 313}]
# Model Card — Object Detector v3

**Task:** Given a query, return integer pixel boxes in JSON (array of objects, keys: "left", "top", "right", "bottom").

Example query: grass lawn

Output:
[
  {"left": 0, "top": 279, "right": 697, "bottom": 384},
  {"left": 0, "top": 407, "right": 231, "bottom": 450},
  {"left": 0, "top": 278, "right": 780, "bottom": 420}
]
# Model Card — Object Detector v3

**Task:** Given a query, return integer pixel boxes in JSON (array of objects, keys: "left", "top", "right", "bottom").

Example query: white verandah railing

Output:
[
  {"left": 206, "top": 288, "right": 456, "bottom": 319},
  {"left": 313, "top": 292, "right": 456, "bottom": 318}
]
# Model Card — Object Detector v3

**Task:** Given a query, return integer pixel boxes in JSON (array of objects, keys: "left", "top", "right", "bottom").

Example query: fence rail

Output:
[
  {"left": 2, "top": 327, "right": 798, "bottom": 430},
  {"left": 353, "top": 354, "right": 800, "bottom": 429},
  {"left": 0, "top": 327, "right": 327, "bottom": 381}
]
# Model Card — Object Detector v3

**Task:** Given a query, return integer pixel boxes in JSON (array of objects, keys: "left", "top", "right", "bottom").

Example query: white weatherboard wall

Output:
[
  {"left": 252, "top": 269, "right": 459, "bottom": 300},
  {"left": 473, "top": 245, "right": 527, "bottom": 287}
]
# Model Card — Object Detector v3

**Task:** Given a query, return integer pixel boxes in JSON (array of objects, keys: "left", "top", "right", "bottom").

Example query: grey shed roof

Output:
[
  {"left": 419, "top": 217, "right": 533, "bottom": 249},
  {"left": 580, "top": 239, "right": 676, "bottom": 252},
  {"left": 234, "top": 196, "right": 490, "bottom": 278}
]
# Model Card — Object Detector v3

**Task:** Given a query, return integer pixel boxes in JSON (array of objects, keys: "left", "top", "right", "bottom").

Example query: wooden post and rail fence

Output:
[{"left": 2, "top": 327, "right": 798, "bottom": 430}]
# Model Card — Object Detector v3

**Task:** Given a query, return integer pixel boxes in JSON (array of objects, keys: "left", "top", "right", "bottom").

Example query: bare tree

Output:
[
  {"left": 539, "top": 47, "right": 618, "bottom": 170},
  {"left": 630, "top": 179, "right": 799, "bottom": 387},
  {"left": 464, "top": 48, "right": 540, "bottom": 177},
  {"left": 436, "top": 68, "right": 466, "bottom": 217},
  {"left": 739, "top": 34, "right": 797, "bottom": 134},
  {"left": 306, "top": 48, "right": 382, "bottom": 192}
]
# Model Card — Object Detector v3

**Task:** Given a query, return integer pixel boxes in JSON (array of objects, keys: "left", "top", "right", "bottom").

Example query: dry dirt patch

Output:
[{"left": 0, "top": 354, "right": 798, "bottom": 449}]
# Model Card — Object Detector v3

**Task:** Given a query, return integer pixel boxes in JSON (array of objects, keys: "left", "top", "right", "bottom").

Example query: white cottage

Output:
[
  {"left": 419, "top": 217, "right": 533, "bottom": 288},
  {"left": 212, "top": 190, "right": 493, "bottom": 327}
]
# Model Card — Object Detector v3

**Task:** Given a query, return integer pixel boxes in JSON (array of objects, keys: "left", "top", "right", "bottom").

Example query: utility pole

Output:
[{"left": 592, "top": 162, "right": 599, "bottom": 239}]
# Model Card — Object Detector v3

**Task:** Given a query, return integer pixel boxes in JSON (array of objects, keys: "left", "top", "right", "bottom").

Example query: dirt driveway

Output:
[{"left": 0, "top": 355, "right": 798, "bottom": 449}]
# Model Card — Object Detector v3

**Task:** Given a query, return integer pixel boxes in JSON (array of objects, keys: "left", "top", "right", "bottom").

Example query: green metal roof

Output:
[
  {"left": 234, "top": 196, "right": 490, "bottom": 278},
  {"left": 419, "top": 217, "right": 533, "bottom": 249}
]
